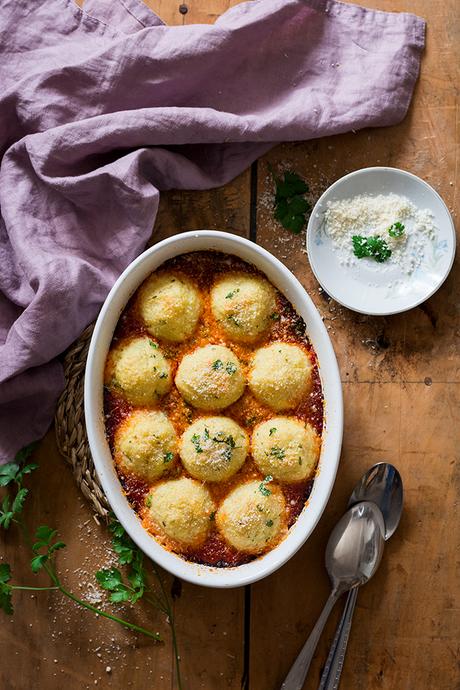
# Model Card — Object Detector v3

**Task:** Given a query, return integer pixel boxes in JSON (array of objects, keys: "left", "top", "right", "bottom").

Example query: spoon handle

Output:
[
  {"left": 280, "top": 588, "right": 342, "bottom": 690},
  {"left": 317, "top": 590, "right": 353, "bottom": 690},
  {"left": 318, "top": 587, "right": 358, "bottom": 690}
]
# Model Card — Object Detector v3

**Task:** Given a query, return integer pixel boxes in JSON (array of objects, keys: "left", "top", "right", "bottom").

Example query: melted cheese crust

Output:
[{"left": 104, "top": 251, "right": 324, "bottom": 567}]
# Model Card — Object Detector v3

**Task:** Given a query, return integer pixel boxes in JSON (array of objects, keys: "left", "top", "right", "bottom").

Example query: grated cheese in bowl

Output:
[{"left": 323, "top": 193, "right": 437, "bottom": 277}]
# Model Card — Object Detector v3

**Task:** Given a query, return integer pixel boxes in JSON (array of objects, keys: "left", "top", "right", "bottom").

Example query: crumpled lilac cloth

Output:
[{"left": 0, "top": 0, "right": 425, "bottom": 461}]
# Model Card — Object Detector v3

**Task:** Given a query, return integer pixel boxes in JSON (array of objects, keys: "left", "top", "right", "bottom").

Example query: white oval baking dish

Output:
[{"left": 84, "top": 230, "right": 343, "bottom": 588}]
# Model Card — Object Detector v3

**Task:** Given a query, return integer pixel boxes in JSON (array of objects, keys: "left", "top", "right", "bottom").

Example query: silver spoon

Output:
[
  {"left": 349, "top": 463, "right": 403, "bottom": 540},
  {"left": 319, "top": 463, "right": 403, "bottom": 690},
  {"left": 280, "top": 501, "right": 385, "bottom": 690}
]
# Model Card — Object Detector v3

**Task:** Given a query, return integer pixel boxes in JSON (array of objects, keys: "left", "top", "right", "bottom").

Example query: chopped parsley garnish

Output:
[
  {"left": 227, "top": 315, "right": 241, "bottom": 327},
  {"left": 270, "top": 446, "right": 285, "bottom": 460},
  {"left": 273, "top": 170, "right": 311, "bottom": 235},
  {"left": 226, "top": 435, "right": 236, "bottom": 448},
  {"left": 211, "top": 432, "right": 235, "bottom": 450},
  {"left": 269, "top": 428, "right": 277, "bottom": 436},
  {"left": 148, "top": 340, "right": 158, "bottom": 349},
  {"left": 163, "top": 452, "right": 174, "bottom": 464},
  {"left": 159, "top": 372, "right": 168, "bottom": 379},
  {"left": 222, "top": 446, "right": 233, "bottom": 462},
  {"left": 269, "top": 312, "right": 280, "bottom": 321},
  {"left": 225, "top": 289, "right": 240, "bottom": 299},
  {"left": 265, "top": 519, "right": 274, "bottom": 527},
  {"left": 191, "top": 428, "right": 236, "bottom": 458},
  {"left": 209, "top": 511, "right": 216, "bottom": 522},
  {"left": 294, "top": 318, "right": 305, "bottom": 337},
  {"left": 258, "top": 475, "right": 273, "bottom": 496},
  {"left": 352, "top": 235, "right": 392, "bottom": 263},
  {"left": 388, "top": 221, "right": 405, "bottom": 238},
  {"left": 211, "top": 359, "right": 238, "bottom": 376},
  {"left": 145, "top": 495, "right": 152, "bottom": 507},
  {"left": 191, "top": 434, "right": 203, "bottom": 453}
]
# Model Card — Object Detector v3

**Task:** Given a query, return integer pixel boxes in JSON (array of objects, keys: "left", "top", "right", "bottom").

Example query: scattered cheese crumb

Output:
[{"left": 323, "top": 193, "right": 437, "bottom": 277}]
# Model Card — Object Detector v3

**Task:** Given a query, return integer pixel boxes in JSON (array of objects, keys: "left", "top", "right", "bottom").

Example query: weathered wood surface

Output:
[
  {"left": 250, "top": 1, "right": 460, "bottom": 687},
  {"left": 1, "top": 1, "right": 458, "bottom": 689}
]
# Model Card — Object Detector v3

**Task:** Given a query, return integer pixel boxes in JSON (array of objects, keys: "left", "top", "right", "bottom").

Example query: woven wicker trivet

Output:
[{"left": 55, "top": 323, "right": 109, "bottom": 521}]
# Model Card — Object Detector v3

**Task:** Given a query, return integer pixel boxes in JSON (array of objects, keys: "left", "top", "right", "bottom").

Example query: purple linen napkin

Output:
[{"left": 0, "top": 0, "right": 425, "bottom": 462}]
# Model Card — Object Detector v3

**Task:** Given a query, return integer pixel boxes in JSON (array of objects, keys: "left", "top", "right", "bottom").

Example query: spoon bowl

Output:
[
  {"left": 326, "top": 501, "right": 385, "bottom": 592},
  {"left": 348, "top": 462, "right": 403, "bottom": 540}
]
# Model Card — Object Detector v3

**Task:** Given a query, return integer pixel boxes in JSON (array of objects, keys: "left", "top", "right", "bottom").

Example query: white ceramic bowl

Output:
[
  {"left": 84, "top": 231, "right": 343, "bottom": 588},
  {"left": 307, "top": 167, "right": 456, "bottom": 315}
]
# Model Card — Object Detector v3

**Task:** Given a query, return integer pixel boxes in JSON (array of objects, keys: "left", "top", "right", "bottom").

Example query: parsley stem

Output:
[
  {"left": 43, "top": 561, "right": 60, "bottom": 587},
  {"left": 18, "top": 520, "right": 162, "bottom": 642},
  {"left": 145, "top": 591, "right": 168, "bottom": 615},
  {"left": 151, "top": 564, "right": 183, "bottom": 690},
  {"left": 12, "top": 585, "right": 59, "bottom": 591},
  {"left": 169, "top": 605, "right": 182, "bottom": 690},
  {"left": 58, "top": 585, "right": 162, "bottom": 641}
]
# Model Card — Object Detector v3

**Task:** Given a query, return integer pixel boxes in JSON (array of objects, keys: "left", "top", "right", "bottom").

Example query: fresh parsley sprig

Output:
[
  {"left": 0, "top": 444, "right": 37, "bottom": 530},
  {"left": 100, "top": 517, "right": 182, "bottom": 686},
  {"left": 258, "top": 475, "right": 273, "bottom": 497},
  {"left": 31, "top": 525, "right": 66, "bottom": 573},
  {"left": 352, "top": 221, "right": 405, "bottom": 263},
  {"left": 272, "top": 169, "right": 312, "bottom": 235},
  {"left": 96, "top": 518, "right": 146, "bottom": 604},
  {"left": 388, "top": 221, "right": 405, "bottom": 238},
  {"left": 0, "top": 446, "right": 183, "bottom": 689},
  {"left": 352, "top": 235, "right": 392, "bottom": 263}
]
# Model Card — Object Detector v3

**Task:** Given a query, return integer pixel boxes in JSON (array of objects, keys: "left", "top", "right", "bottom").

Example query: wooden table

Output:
[{"left": 1, "top": 1, "right": 458, "bottom": 689}]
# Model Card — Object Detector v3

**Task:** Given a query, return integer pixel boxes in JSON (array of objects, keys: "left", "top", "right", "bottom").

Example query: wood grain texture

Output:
[
  {"left": 1, "top": 1, "right": 459, "bottom": 690},
  {"left": 1, "top": 432, "right": 172, "bottom": 690},
  {"left": 250, "top": 1, "right": 460, "bottom": 689},
  {"left": 1, "top": 5, "right": 249, "bottom": 690}
]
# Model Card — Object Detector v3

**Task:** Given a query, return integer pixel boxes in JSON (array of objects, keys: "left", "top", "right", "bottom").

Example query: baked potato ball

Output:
[
  {"left": 248, "top": 342, "right": 312, "bottom": 411},
  {"left": 175, "top": 344, "right": 245, "bottom": 410},
  {"left": 180, "top": 416, "right": 248, "bottom": 482},
  {"left": 114, "top": 410, "right": 177, "bottom": 482},
  {"left": 105, "top": 336, "right": 172, "bottom": 405},
  {"left": 252, "top": 417, "right": 320, "bottom": 482},
  {"left": 145, "top": 477, "right": 215, "bottom": 547},
  {"left": 137, "top": 272, "right": 201, "bottom": 342},
  {"left": 210, "top": 273, "right": 277, "bottom": 343},
  {"left": 216, "top": 479, "right": 285, "bottom": 554}
]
